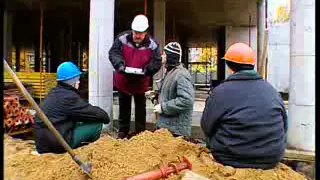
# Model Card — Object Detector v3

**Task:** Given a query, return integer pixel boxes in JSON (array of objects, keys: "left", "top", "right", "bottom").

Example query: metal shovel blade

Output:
[{"left": 80, "top": 162, "right": 93, "bottom": 178}]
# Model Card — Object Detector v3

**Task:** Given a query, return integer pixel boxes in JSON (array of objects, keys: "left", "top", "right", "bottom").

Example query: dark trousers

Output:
[{"left": 118, "top": 91, "right": 146, "bottom": 136}]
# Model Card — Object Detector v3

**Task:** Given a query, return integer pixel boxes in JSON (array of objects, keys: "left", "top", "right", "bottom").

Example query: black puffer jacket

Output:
[
  {"left": 33, "top": 82, "right": 110, "bottom": 153},
  {"left": 201, "top": 70, "right": 287, "bottom": 169}
]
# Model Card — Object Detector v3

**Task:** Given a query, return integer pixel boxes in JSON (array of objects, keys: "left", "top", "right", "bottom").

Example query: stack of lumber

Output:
[
  {"left": 4, "top": 72, "right": 56, "bottom": 99},
  {"left": 3, "top": 95, "right": 35, "bottom": 134},
  {"left": 4, "top": 82, "right": 34, "bottom": 102}
]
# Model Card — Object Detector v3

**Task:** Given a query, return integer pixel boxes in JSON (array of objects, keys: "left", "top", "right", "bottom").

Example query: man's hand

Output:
[
  {"left": 145, "top": 90, "right": 155, "bottom": 99},
  {"left": 118, "top": 65, "right": 126, "bottom": 74},
  {"left": 153, "top": 104, "right": 162, "bottom": 113}
]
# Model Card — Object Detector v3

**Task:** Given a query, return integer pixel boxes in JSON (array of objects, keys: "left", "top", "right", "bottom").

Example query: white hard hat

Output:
[{"left": 131, "top": 14, "right": 149, "bottom": 32}]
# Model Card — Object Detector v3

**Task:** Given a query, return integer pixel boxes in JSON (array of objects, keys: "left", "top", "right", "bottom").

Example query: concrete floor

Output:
[
  {"left": 110, "top": 89, "right": 289, "bottom": 139},
  {"left": 110, "top": 89, "right": 209, "bottom": 138}
]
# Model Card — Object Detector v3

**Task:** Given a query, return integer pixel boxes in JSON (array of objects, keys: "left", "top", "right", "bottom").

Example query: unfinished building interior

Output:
[{"left": 2, "top": 0, "right": 262, "bottom": 100}]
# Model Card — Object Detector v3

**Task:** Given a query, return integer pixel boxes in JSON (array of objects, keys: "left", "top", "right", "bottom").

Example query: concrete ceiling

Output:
[{"left": 166, "top": 0, "right": 257, "bottom": 27}]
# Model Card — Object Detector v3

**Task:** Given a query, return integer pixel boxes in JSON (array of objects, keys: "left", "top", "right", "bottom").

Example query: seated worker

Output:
[
  {"left": 151, "top": 42, "right": 195, "bottom": 137},
  {"left": 33, "top": 61, "right": 110, "bottom": 154},
  {"left": 200, "top": 43, "right": 288, "bottom": 169}
]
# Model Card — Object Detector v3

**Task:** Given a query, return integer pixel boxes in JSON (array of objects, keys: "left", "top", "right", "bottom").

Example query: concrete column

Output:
[
  {"left": 153, "top": 0, "right": 166, "bottom": 90},
  {"left": 225, "top": 26, "right": 257, "bottom": 78},
  {"left": 88, "top": 0, "right": 114, "bottom": 129},
  {"left": 287, "top": 0, "right": 315, "bottom": 152}
]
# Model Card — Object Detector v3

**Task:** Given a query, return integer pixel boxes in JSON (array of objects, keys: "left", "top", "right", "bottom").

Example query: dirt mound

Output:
[{"left": 4, "top": 129, "right": 307, "bottom": 180}]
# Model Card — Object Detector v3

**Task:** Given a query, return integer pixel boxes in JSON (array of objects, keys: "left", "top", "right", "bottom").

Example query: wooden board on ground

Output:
[
  {"left": 284, "top": 149, "right": 315, "bottom": 162},
  {"left": 7, "top": 127, "right": 33, "bottom": 136}
]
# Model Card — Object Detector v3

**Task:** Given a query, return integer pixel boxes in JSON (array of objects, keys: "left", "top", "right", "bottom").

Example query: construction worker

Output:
[
  {"left": 151, "top": 42, "right": 194, "bottom": 137},
  {"left": 33, "top": 62, "right": 110, "bottom": 153},
  {"left": 201, "top": 43, "right": 288, "bottom": 169},
  {"left": 109, "top": 14, "right": 161, "bottom": 139}
]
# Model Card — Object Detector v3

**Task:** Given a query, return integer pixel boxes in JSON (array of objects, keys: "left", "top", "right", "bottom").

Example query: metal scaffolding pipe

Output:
[{"left": 287, "top": 0, "right": 315, "bottom": 152}]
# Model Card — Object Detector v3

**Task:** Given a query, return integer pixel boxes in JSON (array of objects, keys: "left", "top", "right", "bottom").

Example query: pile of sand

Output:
[{"left": 4, "top": 129, "right": 307, "bottom": 180}]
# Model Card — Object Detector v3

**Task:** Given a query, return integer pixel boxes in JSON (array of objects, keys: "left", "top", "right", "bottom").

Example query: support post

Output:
[
  {"left": 287, "top": 0, "right": 315, "bottom": 152},
  {"left": 88, "top": 0, "right": 115, "bottom": 130},
  {"left": 153, "top": 0, "right": 166, "bottom": 90},
  {"left": 257, "top": 0, "right": 265, "bottom": 72}
]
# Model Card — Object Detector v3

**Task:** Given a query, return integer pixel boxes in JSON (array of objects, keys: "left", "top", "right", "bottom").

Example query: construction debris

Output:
[{"left": 4, "top": 129, "right": 307, "bottom": 180}]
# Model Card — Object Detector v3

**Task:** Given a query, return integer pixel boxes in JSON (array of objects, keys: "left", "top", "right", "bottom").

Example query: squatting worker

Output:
[
  {"left": 109, "top": 14, "right": 162, "bottom": 139},
  {"left": 151, "top": 42, "right": 194, "bottom": 137},
  {"left": 33, "top": 61, "right": 110, "bottom": 153},
  {"left": 201, "top": 43, "right": 288, "bottom": 169}
]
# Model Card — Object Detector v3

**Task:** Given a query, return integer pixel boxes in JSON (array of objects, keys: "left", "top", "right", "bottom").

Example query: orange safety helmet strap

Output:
[{"left": 223, "top": 43, "right": 256, "bottom": 65}]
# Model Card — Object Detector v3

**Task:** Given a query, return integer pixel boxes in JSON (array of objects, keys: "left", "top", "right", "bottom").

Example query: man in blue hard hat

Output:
[{"left": 33, "top": 61, "right": 110, "bottom": 154}]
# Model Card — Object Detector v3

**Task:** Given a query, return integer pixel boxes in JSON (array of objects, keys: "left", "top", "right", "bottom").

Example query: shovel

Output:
[{"left": 3, "top": 59, "right": 93, "bottom": 178}]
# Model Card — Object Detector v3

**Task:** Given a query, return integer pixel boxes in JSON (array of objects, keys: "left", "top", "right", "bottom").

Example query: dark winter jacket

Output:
[
  {"left": 109, "top": 31, "right": 162, "bottom": 95},
  {"left": 201, "top": 70, "right": 287, "bottom": 169},
  {"left": 157, "top": 65, "right": 195, "bottom": 136},
  {"left": 33, "top": 82, "right": 110, "bottom": 153}
]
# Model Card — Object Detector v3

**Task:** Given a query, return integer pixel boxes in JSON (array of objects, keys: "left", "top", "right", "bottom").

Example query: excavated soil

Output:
[{"left": 4, "top": 129, "right": 307, "bottom": 180}]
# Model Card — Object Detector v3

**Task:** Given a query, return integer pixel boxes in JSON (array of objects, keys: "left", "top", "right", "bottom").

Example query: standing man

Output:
[
  {"left": 201, "top": 43, "right": 287, "bottom": 169},
  {"left": 109, "top": 14, "right": 162, "bottom": 139}
]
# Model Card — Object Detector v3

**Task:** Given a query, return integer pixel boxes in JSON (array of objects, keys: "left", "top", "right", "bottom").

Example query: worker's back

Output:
[
  {"left": 201, "top": 70, "right": 287, "bottom": 169},
  {"left": 33, "top": 83, "right": 77, "bottom": 153}
]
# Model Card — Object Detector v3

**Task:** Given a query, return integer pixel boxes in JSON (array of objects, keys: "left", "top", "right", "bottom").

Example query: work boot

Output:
[{"left": 117, "top": 132, "right": 128, "bottom": 139}]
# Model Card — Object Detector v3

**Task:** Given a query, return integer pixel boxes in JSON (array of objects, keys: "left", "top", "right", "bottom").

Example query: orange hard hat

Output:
[{"left": 223, "top": 43, "right": 256, "bottom": 65}]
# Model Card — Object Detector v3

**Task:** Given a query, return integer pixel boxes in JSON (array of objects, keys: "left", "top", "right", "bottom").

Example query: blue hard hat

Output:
[{"left": 56, "top": 61, "right": 81, "bottom": 81}]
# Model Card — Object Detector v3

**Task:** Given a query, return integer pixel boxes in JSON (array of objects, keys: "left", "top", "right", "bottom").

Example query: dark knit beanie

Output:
[
  {"left": 164, "top": 42, "right": 182, "bottom": 67},
  {"left": 226, "top": 60, "right": 254, "bottom": 72}
]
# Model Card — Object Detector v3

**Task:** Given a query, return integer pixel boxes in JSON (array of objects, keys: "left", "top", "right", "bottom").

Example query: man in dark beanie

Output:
[
  {"left": 152, "top": 42, "right": 194, "bottom": 137},
  {"left": 33, "top": 61, "right": 110, "bottom": 154},
  {"left": 201, "top": 43, "right": 288, "bottom": 169}
]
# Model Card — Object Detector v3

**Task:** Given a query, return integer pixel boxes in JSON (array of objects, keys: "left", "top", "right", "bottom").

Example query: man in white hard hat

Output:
[{"left": 109, "top": 14, "right": 162, "bottom": 139}]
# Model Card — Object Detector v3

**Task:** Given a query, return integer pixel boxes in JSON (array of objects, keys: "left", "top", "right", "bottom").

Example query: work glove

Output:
[
  {"left": 145, "top": 90, "right": 155, "bottom": 98},
  {"left": 153, "top": 104, "right": 162, "bottom": 114},
  {"left": 118, "top": 65, "right": 126, "bottom": 74}
]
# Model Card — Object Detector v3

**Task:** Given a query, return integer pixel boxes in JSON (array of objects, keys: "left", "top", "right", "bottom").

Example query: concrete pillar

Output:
[
  {"left": 153, "top": 0, "right": 166, "bottom": 90},
  {"left": 88, "top": 0, "right": 114, "bottom": 129},
  {"left": 225, "top": 26, "right": 257, "bottom": 78},
  {"left": 287, "top": 0, "right": 315, "bottom": 152}
]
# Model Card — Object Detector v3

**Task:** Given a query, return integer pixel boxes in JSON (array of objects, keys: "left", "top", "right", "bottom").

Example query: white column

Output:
[
  {"left": 287, "top": 0, "right": 315, "bottom": 152},
  {"left": 88, "top": 0, "right": 114, "bottom": 129},
  {"left": 153, "top": 0, "right": 166, "bottom": 90}
]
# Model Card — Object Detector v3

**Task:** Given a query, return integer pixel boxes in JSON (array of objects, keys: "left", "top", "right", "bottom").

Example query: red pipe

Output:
[
  {"left": 124, "top": 157, "right": 192, "bottom": 180},
  {"left": 4, "top": 95, "right": 19, "bottom": 102}
]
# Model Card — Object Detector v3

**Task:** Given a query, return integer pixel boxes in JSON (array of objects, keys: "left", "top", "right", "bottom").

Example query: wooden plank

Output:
[
  {"left": 7, "top": 127, "right": 33, "bottom": 136},
  {"left": 283, "top": 149, "right": 315, "bottom": 162}
]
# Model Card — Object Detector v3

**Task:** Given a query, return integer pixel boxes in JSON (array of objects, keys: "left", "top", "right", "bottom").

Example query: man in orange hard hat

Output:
[{"left": 201, "top": 43, "right": 288, "bottom": 169}]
